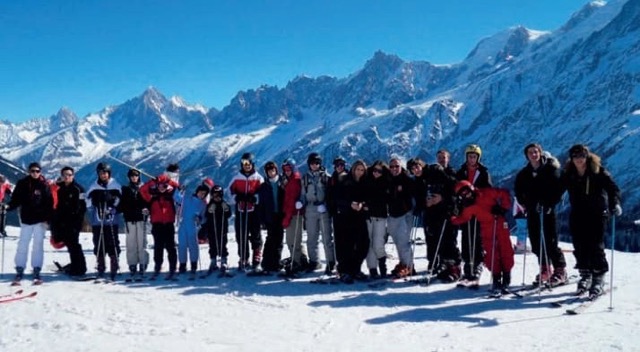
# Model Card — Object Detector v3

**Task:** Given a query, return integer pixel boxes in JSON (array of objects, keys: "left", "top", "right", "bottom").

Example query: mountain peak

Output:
[{"left": 50, "top": 107, "right": 78, "bottom": 128}]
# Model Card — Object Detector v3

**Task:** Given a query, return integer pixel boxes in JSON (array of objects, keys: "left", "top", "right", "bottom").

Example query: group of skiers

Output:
[{"left": 0, "top": 142, "right": 622, "bottom": 298}]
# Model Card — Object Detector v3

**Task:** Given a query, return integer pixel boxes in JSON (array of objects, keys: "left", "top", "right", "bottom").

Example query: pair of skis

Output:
[
  {"left": 549, "top": 288, "right": 610, "bottom": 315},
  {"left": 0, "top": 289, "right": 38, "bottom": 304}
]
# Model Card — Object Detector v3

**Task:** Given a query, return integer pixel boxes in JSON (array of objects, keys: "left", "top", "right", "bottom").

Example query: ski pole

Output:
[
  {"left": 1, "top": 230, "right": 5, "bottom": 280},
  {"left": 212, "top": 203, "right": 219, "bottom": 271},
  {"left": 490, "top": 217, "right": 497, "bottom": 289},
  {"left": 609, "top": 215, "right": 616, "bottom": 310},
  {"left": 537, "top": 207, "right": 550, "bottom": 301},
  {"left": 428, "top": 219, "right": 448, "bottom": 282},
  {"left": 290, "top": 210, "right": 301, "bottom": 275},
  {"left": 105, "top": 153, "right": 154, "bottom": 179},
  {"left": 521, "top": 215, "right": 529, "bottom": 285},
  {"left": 408, "top": 215, "right": 419, "bottom": 279},
  {"left": 218, "top": 205, "right": 225, "bottom": 270},
  {"left": 469, "top": 218, "right": 478, "bottom": 280}
]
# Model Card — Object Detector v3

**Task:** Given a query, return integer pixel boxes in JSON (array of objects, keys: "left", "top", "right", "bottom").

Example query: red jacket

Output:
[
  {"left": 282, "top": 171, "right": 302, "bottom": 228},
  {"left": 451, "top": 187, "right": 514, "bottom": 273},
  {"left": 228, "top": 169, "right": 264, "bottom": 212},
  {"left": 140, "top": 176, "right": 179, "bottom": 224}
]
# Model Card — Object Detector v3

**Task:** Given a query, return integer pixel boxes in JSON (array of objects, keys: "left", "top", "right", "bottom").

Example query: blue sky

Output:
[{"left": 0, "top": 0, "right": 588, "bottom": 123}]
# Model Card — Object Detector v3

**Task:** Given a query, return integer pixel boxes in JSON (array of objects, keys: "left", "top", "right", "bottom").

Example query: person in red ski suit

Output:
[{"left": 451, "top": 180, "right": 514, "bottom": 291}]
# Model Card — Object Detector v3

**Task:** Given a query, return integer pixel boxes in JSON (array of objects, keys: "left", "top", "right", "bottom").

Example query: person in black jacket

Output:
[
  {"left": 364, "top": 160, "right": 390, "bottom": 278},
  {"left": 119, "top": 168, "right": 150, "bottom": 280},
  {"left": 52, "top": 166, "right": 88, "bottom": 276},
  {"left": 514, "top": 143, "right": 567, "bottom": 286},
  {"left": 85, "top": 162, "right": 122, "bottom": 280},
  {"left": 455, "top": 144, "right": 492, "bottom": 283},
  {"left": 561, "top": 144, "right": 622, "bottom": 296},
  {"left": 257, "top": 161, "right": 285, "bottom": 273},
  {"left": 337, "top": 160, "right": 370, "bottom": 283},
  {"left": 386, "top": 158, "right": 415, "bottom": 279},
  {"left": 204, "top": 185, "right": 232, "bottom": 274},
  {"left": 5, "top": 162, "right": 53, "bottom": 283}
]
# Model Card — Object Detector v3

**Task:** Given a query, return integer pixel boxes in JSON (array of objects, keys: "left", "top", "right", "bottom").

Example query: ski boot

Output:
[
  {"left": 550, "top": 267, "right": 568, "bottom": 287},
  {"left": 11, "top": 267, "right": 24, "bottom": 286},
  {"left": 189, "top": 261, "right": 197, "bottom": 280},
  {"left": 33, "top": 267, "right": 43, "bottom": 285},
  {"left": 126, "top": 265, "right": 137, "bottom": 282},
  {"left": 576, "top": 269, "right": 592, "bottom": 295},
  {"left": 589, "top": 270, "right": 606, "bottom": 298}
]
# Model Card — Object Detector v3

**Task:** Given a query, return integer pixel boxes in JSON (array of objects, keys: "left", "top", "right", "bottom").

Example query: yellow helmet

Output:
[{"left": 465, "top": 144, "right": 482, "bottom": 160}]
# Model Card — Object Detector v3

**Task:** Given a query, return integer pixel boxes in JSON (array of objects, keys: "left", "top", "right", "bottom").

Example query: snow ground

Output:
[{"left": 0, "top": 226, "right": 638, "bottom": 352}]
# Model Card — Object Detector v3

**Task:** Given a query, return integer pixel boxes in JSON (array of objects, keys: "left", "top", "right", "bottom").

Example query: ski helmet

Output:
[
  {"left": 465, "top": 144, "right": 482, "bottom": 160},
  {"left": 307, "top": 152, "right": 322, "bottom": 166},
  {"left": 569, "top": 144, "right": 589, "bottom": 159},
  {"left": 333, "top": 156, "right": 346, "bottom": 167},
  {"left": 454, "top": 180, "right": 474, "bottom": 196},
  {"left": 211, "top": 185, "right": 224, "bottom": 198},
  {"left": 240, "top": 152, "right": 255, "bottom": 167},
  {"left": 127, "top": 168, "right": 141, "bottom": 178},
  {"left": 96, "top": 162, "right": 111, "bottom": 175},
  {"left": 50, "top": 236, "right": 66, "bottom": 249}
]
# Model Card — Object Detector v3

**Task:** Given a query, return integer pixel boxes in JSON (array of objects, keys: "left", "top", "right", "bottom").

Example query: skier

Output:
[
  {"left": 228, "top": 153, "right": 264, "bottom": 270},
  {"left": 204, "top": 185, "right": 232, "bottom": 274},
  {"left": 364, "top": 160, "right": 390, "bottom": 279},
  {"left": 119, "top": 168, "right": 150, "bottom": 280},
  {"left": 0, "top": 174, "right": 13, "bottom": 238},
  {"left": 51, "top": 166, "right": 88, "bottom": 276},
  {"left": 257, "top": 161, "right": 285, "bottom": 273},
  {"left": 337, "top": 160, "right": 370, "bottom": 283},
  {"left": 197, "top": 177, "right": 215, "bottom": 244},
  {"left": 140, "top": 174, "right": 180, "bottom": 280},
  {"left": 561, "top": 144, "right": 622, "bottom": 296},
  {"left": 436, "top": 149, "right": 457, "bottom": 179},
  {"left": 455, "top": 144, "right": 492, "bottom": 284},
  {"left": 301, "top": 153, "right": 335, "bottom": 274},
  {"left": 85, "top": 162, "right": 122, "bottom": 281},
  {"left": 280, "top": 158, "right": 308, "bottom": 277},
  {"left": 5, "top": 162, "right": 53, "bottom": 285},
  {"left": 451, "top": 180, "right": 514, "bottom": 293},
  {"left": 514, "top": 143, "right": 567, "bottom": 286},
  {"left": 386, "top": 157, "right": 415, "bottom": 279},
  {"left": 174, "top": 185, "right": 208, "bottom": 278}
]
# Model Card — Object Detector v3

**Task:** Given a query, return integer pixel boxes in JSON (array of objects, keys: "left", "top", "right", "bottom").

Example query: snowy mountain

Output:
[{"left": 0, "top": 0, "right": 638, "bottom": 230}]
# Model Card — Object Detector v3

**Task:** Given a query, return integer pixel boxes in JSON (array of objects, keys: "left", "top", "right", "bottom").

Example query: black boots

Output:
[{"left": 378, "top": 257, "right": 387, "bottom": 277}]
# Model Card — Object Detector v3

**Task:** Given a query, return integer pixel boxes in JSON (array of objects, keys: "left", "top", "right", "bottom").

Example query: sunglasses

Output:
[
  {"left": 571, "top": 153, "right": 587, "bottom": 159},
  {"left": 372, "top": 168, "right": 383, "bottom": 174},
  {"left": 389, "top": 165, "right": 400, "bottom": 169},
  {"left": 62, "top": 172, "right": 74, "bottom": 177},
  {"left": 30, "top": 169, "right": 41, "bottom": 174}
]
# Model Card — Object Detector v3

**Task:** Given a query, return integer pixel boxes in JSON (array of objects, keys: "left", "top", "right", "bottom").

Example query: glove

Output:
[
  {"left": 222, "top": 203, "right": 230, "bottom": 212},
  {"left": 295, "top": 201, "right": 303, "bottom": 210},
  {"left": 141, "top": 208, "right": 150, "bottom": 216},
  {"left": 317, "top": 204, "right": 327, "bottom": 213},
  {"left": 612, "top": 204, "right": 622, "bottom": 217},
  {"left": 491, "top": 204, "right": 506, "bottom": 216},
  {"left": 248, "top": 195, "right": 257, "bottom": 204}
]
